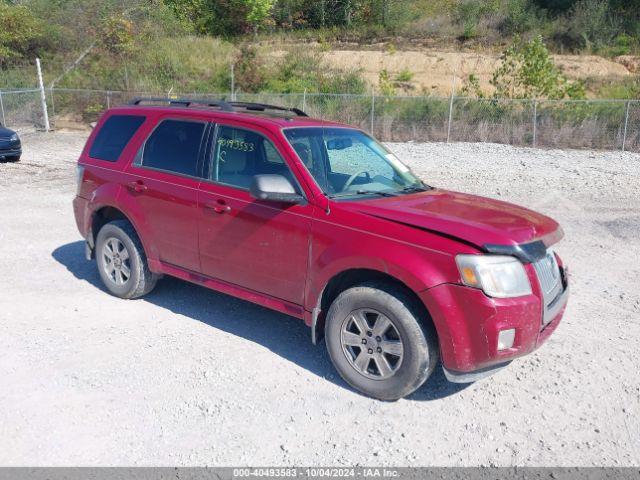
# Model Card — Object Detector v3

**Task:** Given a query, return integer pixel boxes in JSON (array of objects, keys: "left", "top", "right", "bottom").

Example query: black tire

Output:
[
  {"left": 7, "top": 155, "right": 20, "bottom": 162},
  {"left": 95, "top": 220, "right": 158, "bottom": 299},
  {"left": 325, "top": 282, "right": 439, "bottom": 400}
]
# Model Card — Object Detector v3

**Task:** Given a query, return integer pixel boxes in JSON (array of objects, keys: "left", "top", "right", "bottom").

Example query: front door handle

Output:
[
  {"left": 204, "top": 201, "right": 231, "bottom": 214},
  {"left": 128, "top": 180, "right": 147, "bottom": 193},
  {"left": 213, "top": 205, "right": 231, "bottom": 214}
]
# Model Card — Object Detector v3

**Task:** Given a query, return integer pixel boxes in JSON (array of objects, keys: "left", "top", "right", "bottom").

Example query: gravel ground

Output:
[{"left": 1, "top": 132, "right": 639, "bottom": 466}]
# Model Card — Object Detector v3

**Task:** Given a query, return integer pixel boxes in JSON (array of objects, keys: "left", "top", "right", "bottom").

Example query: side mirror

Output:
[{"left": 250, "top": 174, "right": 304, "bottom": 204}]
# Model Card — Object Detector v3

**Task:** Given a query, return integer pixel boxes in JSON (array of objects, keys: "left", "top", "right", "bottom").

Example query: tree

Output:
[
  {"left": 234, "top": 43, "right": 265, "bottom": 91},
  {"left": 490, "top": 35, "right": 585, "bottom": 99},
  {"left": 99, "top": 15, "right": 136, "bottom": 56},
  {"left": 0, "top": 3, "right": 48, "bottom": 66},
  {"left": 245, "top": 0, "right": 276, "bottom": 33}
]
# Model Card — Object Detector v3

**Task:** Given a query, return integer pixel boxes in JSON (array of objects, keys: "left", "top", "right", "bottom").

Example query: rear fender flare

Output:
[{"left": 87, "top": 184, "right": 160, "bottom": 271}]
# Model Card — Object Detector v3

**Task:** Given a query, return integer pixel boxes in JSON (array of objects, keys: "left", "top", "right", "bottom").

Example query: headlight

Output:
[
  {"left": 10, "top": 133, "right": 18, "bottom": 142},
  {"left": 455, "top": 254, "right": 532, "bottom": 298}
]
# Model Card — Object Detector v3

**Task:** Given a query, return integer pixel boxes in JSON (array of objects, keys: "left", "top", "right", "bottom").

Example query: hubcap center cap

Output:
[{"left": 362, "top": 335, "right": 382, "bottom": 354}]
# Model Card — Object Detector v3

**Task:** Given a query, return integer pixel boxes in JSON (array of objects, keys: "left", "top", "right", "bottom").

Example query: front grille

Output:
[{"left": 533, "top": 250, "right": 562, "bottom": 309}]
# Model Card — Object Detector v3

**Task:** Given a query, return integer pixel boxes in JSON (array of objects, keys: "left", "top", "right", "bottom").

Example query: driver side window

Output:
[
  {"left": 325, "top": 135, "right": 394, "bottom": 188},
  {"left": 211, "top": 125, "right": 301, "bottom": 193}
]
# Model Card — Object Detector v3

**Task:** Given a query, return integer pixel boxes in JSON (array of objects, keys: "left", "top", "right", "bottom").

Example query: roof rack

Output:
[
  {"left": 128, "top": 97, "right": 308, "bottom": 117},
  {"left": 128, "top": 97, "right": 234, "bottom": 111},
  {"left": 228, "top": 101, "right": 308, "bottom": 117}
]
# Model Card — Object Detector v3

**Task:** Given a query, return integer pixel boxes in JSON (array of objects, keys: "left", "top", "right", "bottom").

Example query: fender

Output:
[
  {"left": 304, "top": 230, "right": 461, "bottom": 315},
  {"left": 86, "top": 182, "right": 161, "bottom": 273},
  {"left": 79, "top": 182, "right": 122, "bottom": 236}
]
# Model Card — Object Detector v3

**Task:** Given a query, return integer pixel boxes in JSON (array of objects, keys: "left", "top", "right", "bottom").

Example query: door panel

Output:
[
  {"left": 121, "top": 169, "right": 201, "bottom": 271},
  {"left": 198, "top": 183, "right": 313, "bottom": 304},
  {"left": 197, "top": 123, "right": 313, "bottom": 305},
  {"left": 122, "top": 117, "right": 209, "bottom": 272}
]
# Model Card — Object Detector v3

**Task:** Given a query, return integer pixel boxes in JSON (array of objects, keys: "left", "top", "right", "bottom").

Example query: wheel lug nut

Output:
[
  {"left": 377, "top": 347, "right": 382, "bottom": 353},
  {"left": 367, "top": 348, "right": 373, "bottom": 354},
  {"left": 376, "top": 336, "right": 382, "bottom": 342},
  {"left": 361, "top": 338, "right": 367, "bottom": 345},
  {"left": 367, "top": 331, "right": 373, "bottom": 337}
]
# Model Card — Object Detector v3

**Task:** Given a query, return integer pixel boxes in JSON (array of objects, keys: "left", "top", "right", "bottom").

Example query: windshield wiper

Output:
[
  {"left": 328, "top": 189, "right": 397, "bottom": 199},
  {"left": 399, "top": 184, "right": 433, "bottom": 193}
]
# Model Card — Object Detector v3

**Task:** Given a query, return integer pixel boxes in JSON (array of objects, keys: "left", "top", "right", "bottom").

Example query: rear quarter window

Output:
[{"left": 89, "top": 115, "right": 146, "bottom": 162}]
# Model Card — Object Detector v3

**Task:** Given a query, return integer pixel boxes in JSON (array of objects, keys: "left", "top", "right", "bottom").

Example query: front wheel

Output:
[
  {"left": 325, "top": 283, "right": 439, "bottom": 400},
  {"left": 95, "top": 220, "right": 158, "bottom": 299}
]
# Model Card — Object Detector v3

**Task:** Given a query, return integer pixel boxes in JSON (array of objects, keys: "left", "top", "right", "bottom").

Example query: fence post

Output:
[
  {"left": 622, "top": 100, "right": 630, "bottom": 152},
  {"left": 106, "top": 90, "right": 111, "bottom": 109},
  {"left": 230, "top": 63, "right": 236, "bottom": 101},
  {"left": 532, "top": 99, "right": 538, "bottom": 148},
  {"left": 302, "top": 89, "right": 307, "bottom": 113},
  {"left": 446, "top": 75, "right": 456, "bottom": 143},
  {"left": 370, "top": 90, "right": 376, "bottom": 135},
  {"left": 49, "top": 88, "right": 56, "bottom": 129},
  {"left": 36, "top": 58, "right": 50, "bottom": 132},
  {"left": 0, "top": 90, "right": 5, "bottom": 126}
]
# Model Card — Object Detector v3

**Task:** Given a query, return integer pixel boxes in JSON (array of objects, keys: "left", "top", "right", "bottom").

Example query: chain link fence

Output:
[
  {"left": 1, "top": 87, "right": 639, "bottom": 152},
  {"left": 0, "top": 89, "right": 46, "bottom": 131}
]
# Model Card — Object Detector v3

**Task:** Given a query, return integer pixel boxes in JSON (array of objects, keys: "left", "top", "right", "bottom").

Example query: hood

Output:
[
  {"left": 0, "top": 125, "right": 16, "bottom": 138},
  {"left": 345, "top": 189, "right": 562, "bottom": 250}
]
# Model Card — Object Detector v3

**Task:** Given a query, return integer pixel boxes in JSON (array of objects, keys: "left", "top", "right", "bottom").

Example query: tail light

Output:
[{"left": 75, "top": 165, "right": 85, "bottom": 196}]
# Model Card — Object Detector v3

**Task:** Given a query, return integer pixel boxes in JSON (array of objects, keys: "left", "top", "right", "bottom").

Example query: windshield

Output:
[{"left": 283, "top": 127, "right": 426, "bottom": 198}]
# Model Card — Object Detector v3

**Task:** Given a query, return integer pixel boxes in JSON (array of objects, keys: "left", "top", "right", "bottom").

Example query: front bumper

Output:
[
  {"left": 420, "top": 266, "right": 569, "bottom": 378},
  {"left": 0, "top": 146, "right": 21, "bottom": 159}
]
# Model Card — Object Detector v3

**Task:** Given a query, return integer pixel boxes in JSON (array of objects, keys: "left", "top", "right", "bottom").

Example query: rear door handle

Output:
[{"left": 128, "top": 180, "right": 147, "bottom": 193}]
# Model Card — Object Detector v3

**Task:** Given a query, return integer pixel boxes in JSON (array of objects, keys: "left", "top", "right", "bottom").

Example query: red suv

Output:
[{"left": 73, "top": 98, "right": 569, "bottom": 400}]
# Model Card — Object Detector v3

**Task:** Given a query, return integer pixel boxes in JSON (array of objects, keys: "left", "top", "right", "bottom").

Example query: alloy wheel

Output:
[
  {"left": 340, "top": 308, "right": 404, "bottom": 380},
  {"left": 101, "top": 237, "right": 131, "bottom": 286}
]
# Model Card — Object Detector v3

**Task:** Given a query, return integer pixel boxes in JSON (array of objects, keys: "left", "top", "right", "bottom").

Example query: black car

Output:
[{"left": 0, "top": 123, "right": 21, "bottom": 162}]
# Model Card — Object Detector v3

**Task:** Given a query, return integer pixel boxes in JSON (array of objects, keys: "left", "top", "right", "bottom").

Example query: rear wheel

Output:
[
  {"left": 95, "top": 220, "right": 158, "bottom": 299},
  {"left": 325, "top": 282, "right": 439, "bottom": 400},
  {"left": 2, "top": 155, "right": 20, "bottom": 162}
]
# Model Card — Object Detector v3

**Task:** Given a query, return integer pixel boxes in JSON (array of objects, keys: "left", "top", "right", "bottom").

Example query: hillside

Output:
[
  {"left": 318, "top": 47, "right": 637, "bottom": 97},
  {"left": 1, "top": 0, "right": 640, "bottom": 99}
]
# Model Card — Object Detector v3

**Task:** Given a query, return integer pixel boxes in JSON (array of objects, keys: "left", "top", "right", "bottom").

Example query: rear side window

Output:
[
  {"left": 89, "top": 115, "right": 145, "bottom": 162},
  {"left": 141, "top": 119, "right": 206, "bottom": 177}
]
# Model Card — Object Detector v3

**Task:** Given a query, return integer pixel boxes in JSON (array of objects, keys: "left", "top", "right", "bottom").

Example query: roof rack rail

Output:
[
  {"left": 228, "top": 101, "right": 308, "bottom": 117},
  {"left": 127, "top": 97, "right": 308, "bottom": 117},
  {"left": 128, "top": 97, "right": 234, "bottom": 112}
]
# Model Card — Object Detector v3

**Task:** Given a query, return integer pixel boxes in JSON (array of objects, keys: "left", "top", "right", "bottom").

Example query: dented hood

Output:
[{"left": 345, "top": 189, "right": 563, "bottom": 249}]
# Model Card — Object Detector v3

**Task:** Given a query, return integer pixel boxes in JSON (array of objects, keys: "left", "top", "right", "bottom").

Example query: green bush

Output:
[
  {"left": 234, "top": 44, "right": 266, "bottom": 92},
  {"left": 555, "top": 0, "right": 622, "bottom": 52},
  {"left": 456, "top": 0, "right": 486, "bottom": 40},
  {"left": 499, "top": 0, "right": 545, "bottom": 35},
  {"left": 395, "top": 69, "right": 414, "bottom": 82},
  {"left": 264, "top": 48, "right": 366, "bottom": 94},
  {"left": 607, "top": 33, "right": 636, "bottom": 56},
  {"left": 99, "top": 16, "right": 136, "bottom": 56},
  {"left": 491, "top": 35, "right": 586, "bottom": 99},
  {"left": 378, "top": 69, "right": 396, "bottom": 96}
]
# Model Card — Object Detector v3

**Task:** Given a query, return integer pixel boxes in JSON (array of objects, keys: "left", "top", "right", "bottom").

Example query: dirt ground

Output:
[
  {"left": 321, "top": 49, "right": 636, "bottom": 95},
  {"left": 1, "top": 131, "right": 639, "bottom": 466}
]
